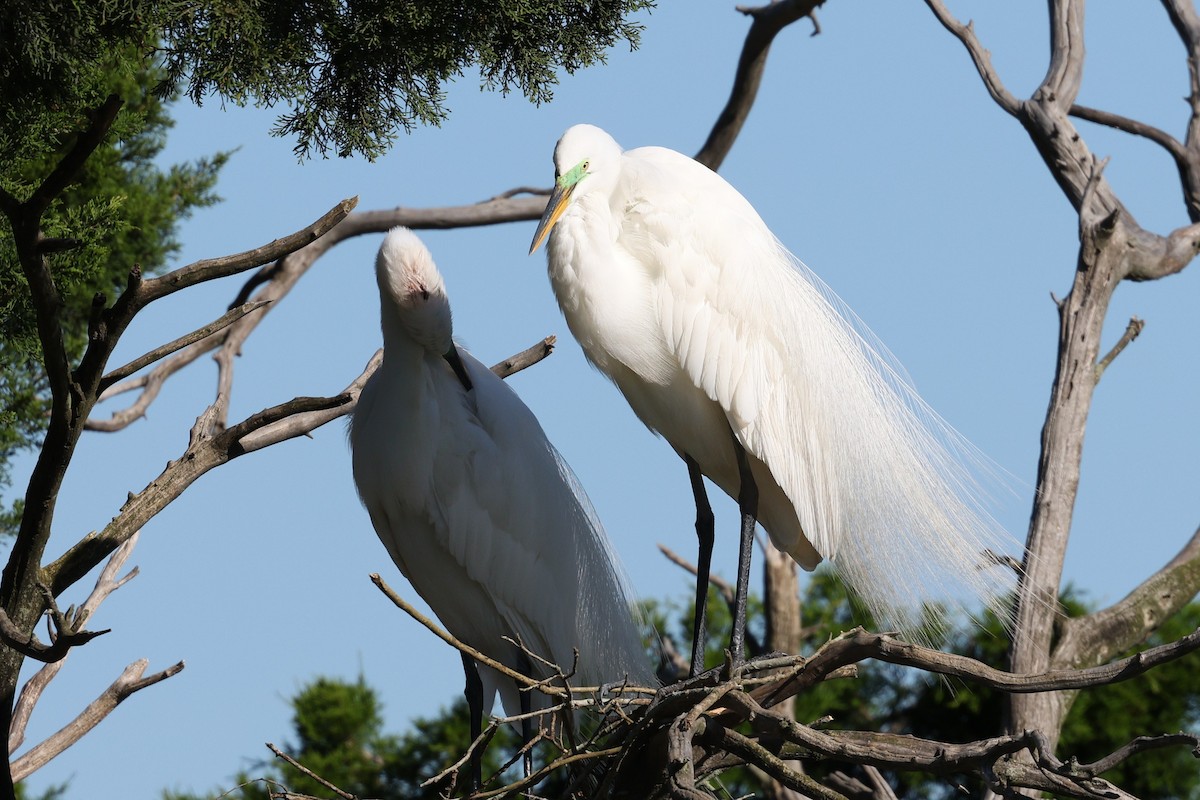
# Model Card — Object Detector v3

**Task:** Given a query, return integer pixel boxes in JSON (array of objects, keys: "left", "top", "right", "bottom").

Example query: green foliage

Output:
[
  {"left": 0, "top": 48, "right": 226, "bottom": 536},
  {"left": 160, "top": 0, "right": 653, "bottom": 159},
  {"left": 5, "top": 1, "right": 652, "bottom": 162}
]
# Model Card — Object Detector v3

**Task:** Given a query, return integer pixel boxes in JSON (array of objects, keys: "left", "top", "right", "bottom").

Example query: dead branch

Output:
[
  {"left": 1093, "top": 316, "right": 1145, "bottom": 384},
  {"left": 8, "top": 533, "right": 141, "bottom": 754},
  {"left": 695, "top": 0, "right": 823, "bottom": 170},
  {"left": 489, "top": 335, "right": 556, "bottom": 380},
  {"left": 754, "top": 626, "right": 1200, "bottom": 709},
  {"left": 0, "top": 586, "right": 109, "bottom": 664},
  {"left": 925, "top": 0, "right": 1200, "bottom": 759},
  {"left": 238, "top": 353, "right": 379, "bottom": 454},
  {"left": 265, "top": 743, "right": 354, "bottom": 800},
  {"left": 97, "top": 301, "right": 270, "bottom": 394},
  {"left": 370, "top": 573, "right": 565, "bottom": 698},
  {"left": 136, "top": 199, "right": 358, "bottom": 305},
  {"left": 43, "top": 388, "right": 352, "bottom": 598},
  {"left": 923, "top": 1, "right": 1021, "bottom": 115},
  {"left": 9, "top": 658, "right": 184, "bottom": 782},
  {"left": 1070, "top": 104, "right": 1187, "bottom": 160}
]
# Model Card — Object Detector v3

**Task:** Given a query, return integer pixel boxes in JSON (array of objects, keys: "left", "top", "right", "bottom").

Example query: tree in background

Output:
[{"left": 0, "top": 52, "right": 226, "bottom": 537}]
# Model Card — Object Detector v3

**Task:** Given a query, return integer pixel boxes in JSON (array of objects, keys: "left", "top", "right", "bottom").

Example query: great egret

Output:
[
  {"left": 530, "top": 124, "right": 1014, "bottom": 675},
  {"left": 351, "top": 227, "right": 650, "bottom": 778}
]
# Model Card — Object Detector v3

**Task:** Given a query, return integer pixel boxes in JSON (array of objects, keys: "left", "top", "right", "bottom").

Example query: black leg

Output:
[
  {"left": 685, "top": 455, "right": 715, "bottom": 678},
  {"left": 729, "top": 434, "right": 759, "bottom": 671},
  {"left": 461, "top": 653, "right": 484, "bottom": 792}
]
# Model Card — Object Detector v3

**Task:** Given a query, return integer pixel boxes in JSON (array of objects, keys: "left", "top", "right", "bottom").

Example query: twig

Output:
[
  {"left": 714, "top": 724, "right": 850, "bottom": 800},
  {"left": 1070, "top": 104, "right": 1187, "bottom": 160},
  {"left": 10, "top": 658, "right": 184, "bottom": 781},
  {"left": 369, "top": 574, "right": 553, "bottom": 694},
  {"left": 8, "top": 533, "right": 141, "bottom": 753},
  {"left": 420, "top": 719, "right": 501, "bottom": 788},
  {"left": 238, "top": 352, "right": 380, "bottom": 453},
  {"left": 137, "top": 198, "right": 358, "bottom": 304},
  {"left": 0, "top": 586, "right": 110, "bottom": 663},
  {"left": 1094, "top": 317, "right": 1145, "bottom": 384},
  {"left": 1067, "top": 732, "right": 1200, "bottom": 775},
  {"left": 489, "top": 335, "right": 557, "bottom": 380},
  {"left": 862, "top": 765, "right": 899, "bottom": 800},
  {"left": 922, "top": 1, "right": 1022, "bottom": 115},
  {"left": 45, "top": 389, "right": 355, "bottom": 597},
  {"left": 696, "top": 0, "right": 822, "bottom": 170},
  {"left": 265, "top": 742, "right": 354, "bottom": 800},
  {"left": 98, "top": 302, "right": 271, "bottom": 392}
]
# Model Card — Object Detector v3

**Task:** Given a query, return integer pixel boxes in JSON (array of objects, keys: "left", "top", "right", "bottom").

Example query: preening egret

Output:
[
  {"left": 530, "top": 124, "right": 1015, "bottom": 675},
  {"left": 351, "top": 227, "right": 650, "bottom": 774}
]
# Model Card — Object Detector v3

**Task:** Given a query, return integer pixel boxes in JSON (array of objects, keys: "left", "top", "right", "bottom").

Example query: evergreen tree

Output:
[{"left": 0, "top": 52, "right": 226, "bottom": 536}]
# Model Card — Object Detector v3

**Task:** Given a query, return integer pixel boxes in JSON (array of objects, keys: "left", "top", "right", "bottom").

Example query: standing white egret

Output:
[
  {"left": 351, "top": 227, "right": 650, "bottom": 780},
  {"left": 529, "top": 124, "right": 1014, "bottom": 675}
]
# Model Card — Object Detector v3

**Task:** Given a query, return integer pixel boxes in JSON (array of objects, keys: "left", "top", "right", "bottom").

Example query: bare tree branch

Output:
[
  {"left": 136, "top": 198, "right": 358, "bottom": 305},
  {"left": 1070, "top": 104, "right": 1187, "bottom": 160},
  {"left": 97, "top": 302, "right": 271, "bottom": 393},
  {"left": 0, "top": 588, "right": 109, "bottom": 664},
  {"left": 923, "top": 1, "right": 1021, "bottom": 115},
  {"left": 1094, "top": 316, "right": 1145, "bottom": 384},
  {"left": 370, "top": 573, "right": 562, "bottom": 696},
  {"left": 489, "top": 335, "right": 557, "bottom": 380},
  {"left": 1073, "top": 732, "right": 1200, "bottom": 776},
  {"left": 694, "top": 0, "right": 822, "bottom": 170},
  {"left": 9, "top": 658, "right": 184, "bottom": 782},
  {"left": 8, "top": 535, "right": 141, "bottom": 755},
  {"left": 265, "top": 743, "right": 354, "bottom": 800},
  {"left": 753, "top": 627, "right": 1200, "bottom": 709}
]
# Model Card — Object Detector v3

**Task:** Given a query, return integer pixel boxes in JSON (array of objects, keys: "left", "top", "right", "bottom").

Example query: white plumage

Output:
[
  {"left": 351, "top": 227, "right": 650, "bottom": 723},
  {"left": 530, "top": 124, "right": 1015, "bottom": 645}
]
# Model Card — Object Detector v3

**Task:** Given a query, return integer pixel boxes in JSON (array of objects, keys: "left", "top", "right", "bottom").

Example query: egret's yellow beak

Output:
[{"left": 529, "top": 182, "right": 574, "bottom": 255}]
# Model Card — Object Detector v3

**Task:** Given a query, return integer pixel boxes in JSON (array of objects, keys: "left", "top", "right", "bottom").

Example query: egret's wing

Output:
[
  {"left": 617, "top": 146, "right": 1014, "bottom": 634},
  {"left": 433, "top": 352, "right": 649, "bottom": 691}
]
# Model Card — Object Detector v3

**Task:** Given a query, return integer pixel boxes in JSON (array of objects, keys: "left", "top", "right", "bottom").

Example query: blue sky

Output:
[{"left": 10, "top": 3, "right": 1199, "bottom": 797}]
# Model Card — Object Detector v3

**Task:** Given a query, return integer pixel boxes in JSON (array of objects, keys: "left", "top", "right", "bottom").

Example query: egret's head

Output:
[
  {"left": 529, "top": 124, "right": 622, "bottom": 254},
  {"left": 376, "top": 226, "right": 453, "bottom": 353}
]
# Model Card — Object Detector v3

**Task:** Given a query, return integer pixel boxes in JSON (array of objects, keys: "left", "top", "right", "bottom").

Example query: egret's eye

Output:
[
  {"left": 582, "top": 160, "right": 590, "bottom": 171},
  {"left": 554, "top": 170, "right": 560, "bottom": 181}
]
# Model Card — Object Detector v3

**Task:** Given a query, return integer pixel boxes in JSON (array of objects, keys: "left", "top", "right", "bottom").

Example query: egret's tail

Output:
[{"left": 752, "top": 239, "right": 1023, "bottom": 642}]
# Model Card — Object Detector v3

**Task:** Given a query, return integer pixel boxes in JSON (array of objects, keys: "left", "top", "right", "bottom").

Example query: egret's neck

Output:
[
  {"left": 546, "top": 197, "right": 618, "bottom": 296},
  {"left": 379, "top": 303, "right": 433, "bottom": 372}
]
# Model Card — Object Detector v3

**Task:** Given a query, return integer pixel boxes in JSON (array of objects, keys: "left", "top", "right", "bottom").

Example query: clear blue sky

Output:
[{"left": 11, "top": 3, "right": 1198, "bottom": 797}]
